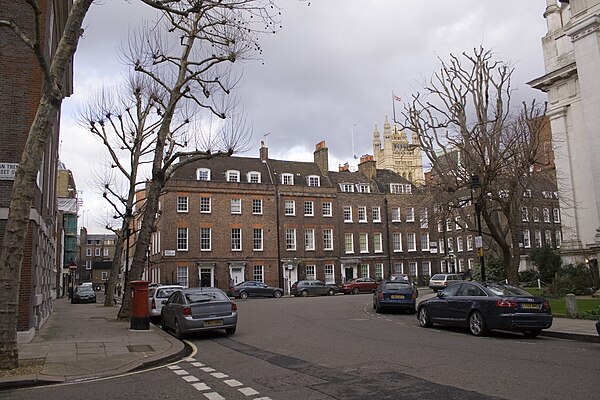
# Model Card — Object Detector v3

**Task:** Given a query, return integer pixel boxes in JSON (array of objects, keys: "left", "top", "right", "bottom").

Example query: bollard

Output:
[
  {"left": 130, "top": 280, "right": 150, "bottom": 330},
  {"left": 565, "top": 293, "right": 578, "bottom": 318}
]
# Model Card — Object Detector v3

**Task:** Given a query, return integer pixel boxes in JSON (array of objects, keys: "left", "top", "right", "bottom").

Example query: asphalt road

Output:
[{"left": 2, "top": 292, "right": 599, "bottom": 400}]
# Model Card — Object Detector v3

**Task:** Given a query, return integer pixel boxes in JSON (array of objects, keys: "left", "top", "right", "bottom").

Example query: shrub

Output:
[
  {"left": 472, "top": 255, "right": 506, "bottom": 282},
  {"left": 542, "top": 263, "right": 597, "bottom": 297},
  {"left": 579, "top": 306, "right": 600, "bottom": 320},
  {"left": 519, "top": 269, "right": 539, "bottom": 284},
  {"left": 529, "top": 245, "right": 562, "bottom": 283}
]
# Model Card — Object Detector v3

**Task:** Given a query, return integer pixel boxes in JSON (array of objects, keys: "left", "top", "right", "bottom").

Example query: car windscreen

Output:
[
  {"left": 430, "top": 274, "right": 445, "bottom": 280},
  {"left": 77, "top": 287, "right": 94, "bottom": 293},
  {"left": 484, "top": 283, "right": 533, "bottom": 297},
  {"left": 156, "top": 288, "right": 180, "bottom": 298}
]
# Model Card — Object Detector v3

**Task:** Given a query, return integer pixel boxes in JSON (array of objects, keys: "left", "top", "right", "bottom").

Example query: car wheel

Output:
[
  {"left": 468, "top": 311, "right": 488, "bottom": 336},
  {"left": 273, "top": 290, "right": 282, "bottom": 298},
  {"left": 418, "top": 307, "right": 432, "bottom": 328},
  {"left": 225, "top": 327, "right": 236, "bottom": 335},
  {"left": 240, "top": 291, "right": 249, "bottom": 300},
  {"left": 300, "top": 290, "right": 309, "bottom": 297},
  {"left": 351, "top": 287, "right": 360, "bottom": 295},
  {"left": 327, "top": 288, "right": 335, "bottom": 296},
  {"left": 174, "top": 319, "right": 185, "bottom": 340},
  {"left": 521, "top": 329, "right": 542, "bottom": 338},
  {"left": 375, "top": 304, "right": 383, "bottom": 314}
]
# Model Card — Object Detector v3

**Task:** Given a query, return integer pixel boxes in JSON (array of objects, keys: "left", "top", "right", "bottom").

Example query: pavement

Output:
[{"left": 0, "top": 289, "right": 598, "bottom": 390}]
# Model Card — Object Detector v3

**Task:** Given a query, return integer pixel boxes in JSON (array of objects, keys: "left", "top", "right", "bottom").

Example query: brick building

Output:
[
  {"left": 1, "top": 0, "right": 72, "bottom": 342},
  {"left": 77, "top": 229, "right": 117, "bottom": 290},
  {"left": 147, "top": 142, "right": 438, "bottom": 293}
]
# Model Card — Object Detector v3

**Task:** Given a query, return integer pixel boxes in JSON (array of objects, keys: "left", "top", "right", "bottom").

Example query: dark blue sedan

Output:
[
  {"left": 417, "top": 281, "right": 553, "bottom": 337},
  {"left": 372, "top": 275, "right": 418, "bottom": 314}
]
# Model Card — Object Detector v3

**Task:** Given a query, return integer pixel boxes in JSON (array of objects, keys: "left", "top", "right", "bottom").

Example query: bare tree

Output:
[
  {"left": 78, "top": 74, "right": 164, "bottom": 306},
  {"left": 403, "top": 47, "right": 548, "bottom": 284},
  {"left": 114, "top": 0, "right": 278, "bottom": 318},
  {"left": 0, "top": 0, "right": 94, "bottom": 370}
]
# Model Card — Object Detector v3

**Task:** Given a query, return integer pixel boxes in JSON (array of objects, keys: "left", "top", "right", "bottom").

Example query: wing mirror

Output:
[{"left": 437, "top": 291, "right": 445, "bottom": 298}]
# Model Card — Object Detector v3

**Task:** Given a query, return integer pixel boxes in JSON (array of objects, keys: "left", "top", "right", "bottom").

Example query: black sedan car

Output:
[
  {"left": 291, "top": 280, "right": 338, "bottom": 297},
  {"left": 230, "top": 281, "right": 284, "bottom": 299},
  {"left": 417, "top": 281, "right": 552, "bottom": 337},
  {"left": 72, "top": 285, "right": 96, "bottom": 304},
  {"left": 372, "top": 275, "right": 418, "bottom": 314}
]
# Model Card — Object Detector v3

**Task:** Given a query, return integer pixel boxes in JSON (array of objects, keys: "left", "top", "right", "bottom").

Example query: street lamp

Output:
[{"left": 471, "top": 174, "right": 486, "bottom": 281}]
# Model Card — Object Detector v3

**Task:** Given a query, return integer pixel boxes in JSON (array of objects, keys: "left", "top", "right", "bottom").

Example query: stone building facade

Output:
[
  {"left": 372, "top": 116, "right": 424, "bottom": 186},
  {"left": 529, "top": 0, "right": 600, "bottom": 264}
]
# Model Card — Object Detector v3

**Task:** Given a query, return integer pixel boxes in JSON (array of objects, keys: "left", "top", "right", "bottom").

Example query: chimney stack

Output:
[
  {"left": 259, "top": 140, "right": 268, "bottom": 161},
  {"left": 314, "top": 141, "right": 329, "bottom": 174},
  {"left": 358, "top": 154, "right": 376, "bottom": 179}
]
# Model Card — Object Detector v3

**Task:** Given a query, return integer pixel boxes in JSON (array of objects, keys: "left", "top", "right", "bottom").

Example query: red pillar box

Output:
[{"left": 130, "top": 280, "right": 150, "bottom": 330}]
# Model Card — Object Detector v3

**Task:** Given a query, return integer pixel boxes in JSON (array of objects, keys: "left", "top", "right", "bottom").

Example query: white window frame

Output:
[
  {"left": 253, "top": 228, "right": 263, "bottom": 251},
  {"left": 305, "top": 228, "right": 315, "bottom": 251},
  {"left": 392, "top": 232, "right": 402, "bottom": 252},
  {"left": 286, "top": 228, "right": 297, "bottom": 251},
  {"left": 406, "top": 207, "right": 415, "bottom": 222},
  {"left": 372, "top": 207, "right": 381, "bottom": 223},
  {"left": 356, "top": 183, "right": 371, "bottom": 193},
  {"left": 307, "top": 175, "right": 320, "bottom": 187},
  {"left": 200, "top": 197, "right": 211, "bottom": 213},
  {"left": 323, "top": 229, "right": 334, "bottom": 250},
  {"left": 177, "top": 267, "right": 189, "bottom": 287},
  {"left": 284, "top": 200, "right": 296, "bottom": 216},
  {"left": 281, "top": 173, "right": 294, "bottom": 185},
  {"left": 358, "top": 206, "right": 367, "bottom": 223},
  {"left": 247, "top": 171, "right": 261, "bottom": 183},
  {"left": 306, "top": 265, "right": 316, "bottom": 280},
  {"left": 373, "top": 233, "right": 383, "bottom": 253},
  {"left": 86, "top": 248, "right": 92, "bottom": 257},
  {"left": 375, "top": 264, "right": 384, "bottom": 280},
  {"left": 196, "top": 168, "right": 211, "bottom": 181},
  {"left": 420, "top": 209, "right": 428, "bottom": 228},
  {"left": 177, "top": 227, "right": 188, "bottom": 251},
  {"left": 322, "top": 202, "right": 332, "bottom": 217},
  {"left": 304, "top": 201, "right": 314, "bottom": 216},
  {"left": 534, "top": 230, "right": 542, "bottom": 247},
  {"left": 200, "top": 228, "right": 211, "bottom": 251},
  {"left": 95, "top": 248, "right": 101, "bottom": 257},
  {"left": 553, "top": 208, "right": 561, "bottom": 223},
  {"left": 231, "top": 198, "right": 242, "bottom": 214},
  {"left": 543, "top": 208, "right": 550, "bottom": 223},
  {"left": 343, "top": 206, "right": 353, "bottom": 223},
  {"left": 325, "top": 264, "right": 334, "bottom": 284},
  {"left": 421, "top": 233, "right": 430, "bottom": 251},
  {"left": 177, "top": 196, "right": 188, "bottom": 213},
  {"left": 523, "top": 229, "right": 531, "bottom": 248},
  {"left": 344, "top": 233, "right": 354, "bottom": 254},
  {"left": 231, "top": 228, "right": 242, "bottom": 251},
  {"left": 359, "top": 233, "right": 369, "bottom": 253},
  {"left": 226, "top": 170, "right": 240, "bottom": 182},
  {"left": 407, "top": 233, "right": 416, "bottom": 252},
  {"left": 390, "top": 183, "right": 404, "bottom": 194},
  {"left": 391, "top": 207, "right": 401, "bottom": 222},
  {"left": 466, "top": 235, "right": 473, "bottom": 251},
  {"left": 457, "top": 236, "right": 464, "bottom": 252},
  {"left": 252, "top": 199, "right": 263, "bottom": 215},
  {"left": 253, "top": 265, "right": 264, "bottom": 282},
  {"left": 340, "top": 183, "right": 354, "bottom": 192}
]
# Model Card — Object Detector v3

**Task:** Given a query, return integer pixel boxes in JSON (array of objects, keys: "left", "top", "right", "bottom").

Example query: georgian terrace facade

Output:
[{"left": 144, "top": 142, "right": 561, "bottom": 293}]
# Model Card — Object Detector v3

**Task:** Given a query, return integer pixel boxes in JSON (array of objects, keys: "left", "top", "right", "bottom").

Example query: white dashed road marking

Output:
[
  {"left": 182, "top": 375, "right": 199, "bottom": 382},
  {"left": 200, "top": 367, "right": 216, "bottom": 372},
  {"left": 239, "top": 387, "right": 259, "bottom": 396},
  {"left": 173, "top": 369, "right": 188, "bottom": 375},
  {"left": 211, "top": 372, "right": 228, "bottom": 378},
  {"left": 204, "top": 392, "right": 225, "bottom": 400},
  {"left": 192, "top": 382, "right": 211, "bottom": 391},
  {"left": 224, "top": 379, "right": 243, "bottom": 387}
]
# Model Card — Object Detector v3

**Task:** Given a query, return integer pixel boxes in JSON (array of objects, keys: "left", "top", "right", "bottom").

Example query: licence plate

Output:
[
  {"left": 391, "top": 295, "right": 405, "bottom": 299},
  {"left": 204, "top": 319, "right": 223, "bottom": 326},
  {"left": 521, "top": 303, "right": 540, "bottom": 310}
]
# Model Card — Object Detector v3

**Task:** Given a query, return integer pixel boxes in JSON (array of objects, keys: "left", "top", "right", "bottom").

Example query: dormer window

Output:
[
  {"left": 197, "top": 168, "right": 211, "bottom": 181},
  {"left": 227, "top": 170, "right": 240, "bottom": 182},
  {"left": 247, "top": 171, "right": 261, "bottom": 183},
  {"left": 390, "top": 183, "right": 404, "bottom": 194},
  {"left": 340, "top": 183, "right": 354, "bottom": 192},
  {"left": 307, "top": 175, "right": 320, "bottom": 187},
  {"left": 356, "top": 183, "right": 371, "bottom": 193},
  {"left": 281, "top": 173, "right": 294, "bottom": 185}
]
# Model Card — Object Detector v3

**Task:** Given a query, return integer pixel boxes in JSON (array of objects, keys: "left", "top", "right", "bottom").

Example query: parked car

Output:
[
  {"left": 148, "top": 285, "right": 184, "bottom": 322},
  {"left": 160, "top": 287, "right": 237, "bottom": 339},
  {"left": 340, "top": 277, "right": 379, "bottom": 294},
  {"left": 417, "top": 281, "right": 553, "bottom": 337},
  {"left": 596, "top": 319, "right": 600, "bottom": 337},
  {"left": 230, "top": 281, "right": 283, "bottom": 299},
  {"left": 72, "top": 285, "right": 96, "bottom": 304},
  {"left": 372, "top": 275, "right": 418, "bottom": 314},
  {"left": 428, "top": 273, "right": 463, "bottom": 292},
  {"left": 291, "top": 280, "right": 338, "bottom": 297}
]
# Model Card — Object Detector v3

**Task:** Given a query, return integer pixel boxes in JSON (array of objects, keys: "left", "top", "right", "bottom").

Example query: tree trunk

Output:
[
  {"left": 104, "top": 231, "right": 124, "bottom": 307},
  {"left": 0, "top": 0, "right": 94, "bottom": 369}
]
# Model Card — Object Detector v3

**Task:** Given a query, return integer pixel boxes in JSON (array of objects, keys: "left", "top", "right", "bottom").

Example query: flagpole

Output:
[{"left": 392, "top": 91, "right": 396, "bottom": 124}]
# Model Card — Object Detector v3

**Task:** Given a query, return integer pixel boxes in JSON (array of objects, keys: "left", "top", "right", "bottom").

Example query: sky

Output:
[{"left": 59, "top": 0, "right": 552, "bottom": 233}]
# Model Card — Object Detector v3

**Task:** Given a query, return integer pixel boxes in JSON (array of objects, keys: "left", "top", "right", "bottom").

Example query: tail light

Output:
[
  {"left": 543, "top": 300, "right": 550, "bottom": 311},
  {"left": 378, "top": 292, "right": 384, "bottom": 300},
  {"left": 496, "top": 299, "right": 517, "bottom": 308},
  {"left": 183, "top": 306, "right": 192, "bottom": 316},
  {"left": 151, "top": 299, "right": 156, "bottom": 310},
  {"left": 231, "top": 303, "right": 238, "bottom": 312},
  {"left": 411, "top": 291, "right": 417, "bottom": 300}
]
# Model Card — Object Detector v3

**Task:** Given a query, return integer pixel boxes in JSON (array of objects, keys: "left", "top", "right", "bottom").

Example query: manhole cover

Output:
[{"left": 127, "top": 345, "right": 154, "bottom": 352}]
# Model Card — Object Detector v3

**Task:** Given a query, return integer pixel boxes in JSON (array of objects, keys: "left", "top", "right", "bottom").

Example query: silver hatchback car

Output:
[{"left": 160, "top": 287, "right": 237, "bottom": 339}]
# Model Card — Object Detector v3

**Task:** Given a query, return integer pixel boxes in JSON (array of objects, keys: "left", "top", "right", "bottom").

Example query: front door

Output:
[
  {"left": 283, "top": 264, "right": 298, "bottom": 295},
  {"left": 344, "top": 267, "right": 354, "bottom": 282},
  {"left": 199, "top": 268, "right": 213, "bottom": 287},
  {"left": 230, "top": 267, "right": 245, "bottom": 287}
]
